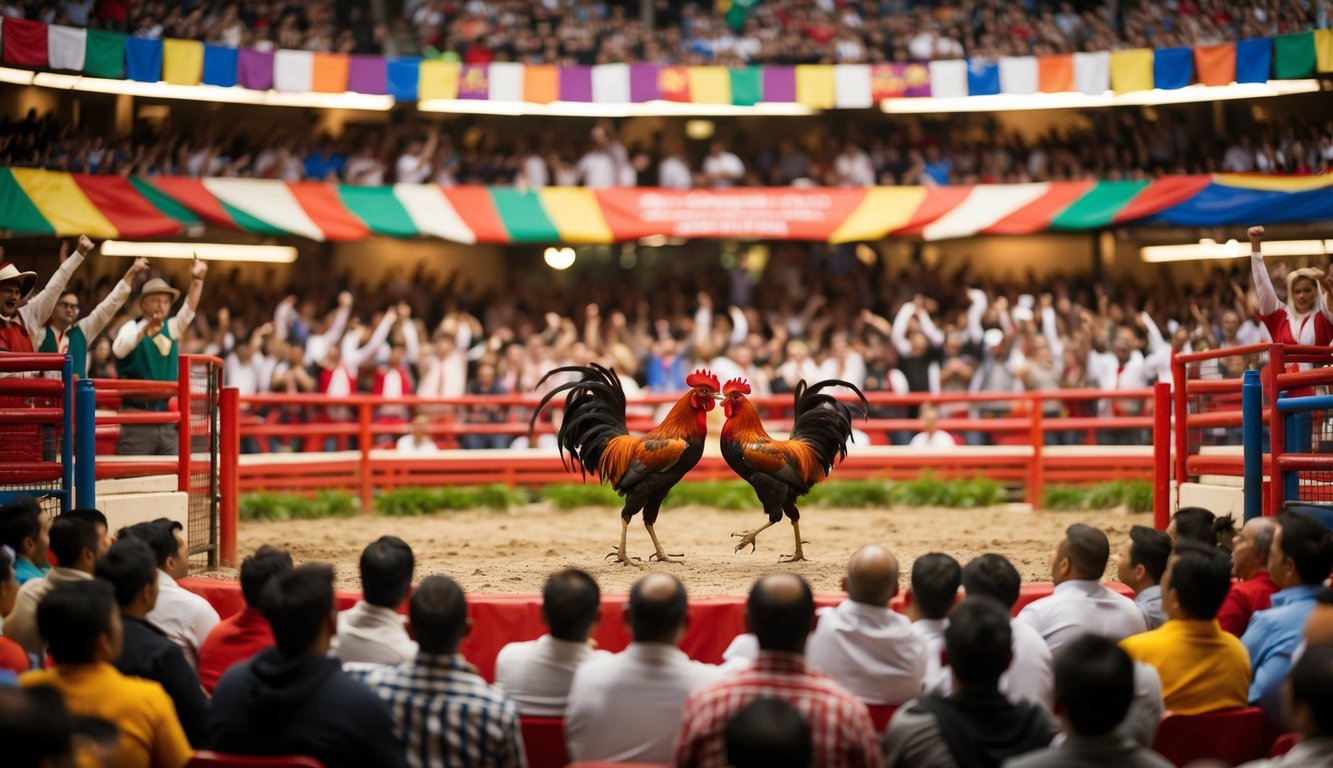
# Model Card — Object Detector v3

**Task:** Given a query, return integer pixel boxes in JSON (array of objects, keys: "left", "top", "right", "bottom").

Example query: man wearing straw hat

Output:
[
  {"left": 111, "top": 255, "right": 208, "bottom": 455},
  {"left": 0, "top": 235, "right": 96, "bottom": 358}
]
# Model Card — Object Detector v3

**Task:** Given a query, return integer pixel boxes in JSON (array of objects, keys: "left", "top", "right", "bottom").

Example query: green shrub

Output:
[
  {"left": 1122, "top": 480, "right": 1153, "bottom": 513},
  {"left": 470, "top": 484, "right": 528, "bottom": 510},
  {"left": 1042, "top": 485, "right": 1088, "bottom": 511},
  {"left": 1040, "top": 480, "right": 1154, "bottom": 513},
  {"left": 240, "top": 491, "right": 360, "bottom": 521},
  {"left": 807, "top": 480, "right": 893, "bottom": 508},
  {"left": 540, "top": 483, "right": 624, "bottom": 509},
  {"left": 664, "top": 481, "right": 757, "bottom": 511},
  {"left": 375, "top": 487, "right": 440, "bottom": 517}
]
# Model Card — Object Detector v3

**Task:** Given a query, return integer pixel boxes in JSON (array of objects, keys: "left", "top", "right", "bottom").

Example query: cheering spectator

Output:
[
  {"left": 495, "top": 568, "right": 607, "bottom": 717},
  {"left": 568, "top": 573, "right": 723, "bottom": 764},
  {"left": 198, "top": 545, "right": 292, "bottom": 693}
]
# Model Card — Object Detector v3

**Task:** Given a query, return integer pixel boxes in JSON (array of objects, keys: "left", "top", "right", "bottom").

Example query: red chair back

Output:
[
  {"left": 520, "top": 716, "right": 569, "bottom": 768},
  {"left": 1151, "top": 707, "right": 1270, "bottom": 767},
  {"left": 1270, "top": 732, "right": 1301, "bottom": 758},
  {"left": 867, "top": 704, "right": 899, "bottom": 732},
  {"left": 187, "top": 753, "right": 324, "bottom": 768}
]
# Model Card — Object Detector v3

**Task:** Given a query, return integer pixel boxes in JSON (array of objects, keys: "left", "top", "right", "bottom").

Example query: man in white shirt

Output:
[
  {"left": 659, "top": 144, "right": 693, "bottom": 190},
  {"left": 33, "top": 249, "right": 145, "bottom": 379},
  {"left": 805, "top": 545, "right": 926, "bottom": 705},
  {"left": 1017, "top": 524, "right": 1147, "bottom": 655},
  {"left": 834, "top": 142, "right": 875, "bottom": 187},
  {"left": 957, "top": 554, "right": 1053, "bottom": 712},
  {"left": 494, "top": 568, "right": 608, "bottom": 716},
  {"left": 118, "top": 518, "right": 220, "bottom": 669},
  {"left": 335, "top": 536, "right": 417, "bottom": 666},
  {"left": 1086, "top": 327, "right": 1150, "bottom": 443},
  {"left": 394, "top": 130, "right": 437, "bottom": 184},
  {"left": 566, "top": 573, "right": 723, "bottom": 764},
  {"left": 396, "top": 414, "right": 441, "bottom": 454},
  {"left": 576, "top": 125, "right": 625, "bottom": 189},
  {"left": 908, "top": 404, "right": 958, "bottom": 449},
  {"left": 702, "top": 140, "right": 745, "bottom": 188},
  {"left": 909, "top": 552, "right": 961, "bottom": 693}
]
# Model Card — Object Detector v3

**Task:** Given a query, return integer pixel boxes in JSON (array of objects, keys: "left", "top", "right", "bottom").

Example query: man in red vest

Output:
[{"left": 0, "top": 235, "right": 95, "bottom": 356}]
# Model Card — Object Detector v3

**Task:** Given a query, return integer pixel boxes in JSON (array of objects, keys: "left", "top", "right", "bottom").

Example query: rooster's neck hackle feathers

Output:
[
  {"left": 649, "top": 390, "right": 711, "bottom": 441},
  {"left": 721, "top": 395, "right": 770, "bottom": 442}
]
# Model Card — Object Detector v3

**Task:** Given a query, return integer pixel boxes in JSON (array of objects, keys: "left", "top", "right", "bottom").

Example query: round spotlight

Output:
[{"left": 545, "top": 246, "right": 576, "bottom": 270}]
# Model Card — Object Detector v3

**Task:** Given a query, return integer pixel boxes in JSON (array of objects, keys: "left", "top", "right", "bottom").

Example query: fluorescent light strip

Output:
[
  {"left": 101, "top": 241, "right": 298, "bottom": 264},
  {"left": 882, "top": 80, "right": 1321, "bottom": 114},
  {"left": 1140, "top": 239, "right": 1333, "bottom": 263}
]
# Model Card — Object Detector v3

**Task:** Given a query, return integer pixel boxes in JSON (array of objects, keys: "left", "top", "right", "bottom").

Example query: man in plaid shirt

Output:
[
  {"left": 674, "top": 573, "right": 882, "bottom": 768},
  {"left": 362, "top": 576, "right": 526, "bottom": 768}
]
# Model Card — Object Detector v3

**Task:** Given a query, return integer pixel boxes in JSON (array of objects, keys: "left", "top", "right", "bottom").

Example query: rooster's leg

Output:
[
  {"left": 779, "top": 519, "right": 811, "bottom": 563},
  {"left": 605, "top": 517, "right": 642, "bottom": 567},
  {"left": 732, "top": 520, "right": 777, "bottom": 553},
  {"left": 644, "top": 523, "right": 684, "bottom": 563}
]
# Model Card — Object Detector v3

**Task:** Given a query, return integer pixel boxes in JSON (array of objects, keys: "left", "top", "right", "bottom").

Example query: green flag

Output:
[{"left": 724, "top": 0, "right": 761, "bottom": 32}]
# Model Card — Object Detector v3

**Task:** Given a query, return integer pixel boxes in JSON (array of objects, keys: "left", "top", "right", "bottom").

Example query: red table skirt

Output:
[{"left": 181, "top": 578, "right": 1130, "bottom": 682}]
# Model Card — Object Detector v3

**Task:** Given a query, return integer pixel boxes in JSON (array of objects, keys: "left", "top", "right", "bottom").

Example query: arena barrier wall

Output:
[
  {"left": 217, "top": 387, "right": 1162, "bottom": 512},
  {"left": 0, "top": 353, "right": 75, "bottom": 514},
  {"left": 182, "top": 577, "right": 1132, "bottom": 682}
]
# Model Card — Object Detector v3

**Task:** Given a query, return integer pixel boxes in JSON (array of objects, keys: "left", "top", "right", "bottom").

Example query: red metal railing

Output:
[{"left": 222, "top": 387, "right": 1161, "bottom": 512}]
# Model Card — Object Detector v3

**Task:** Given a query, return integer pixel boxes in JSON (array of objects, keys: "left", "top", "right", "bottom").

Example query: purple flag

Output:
[
  {"left": 559, "top": 65, "right": 592, "bottom": 102},
  {"left": 237, "top": 48, "right": 274, "bottom": 91},
  {"left": 347, "top": 54, "right": 387, "bottom": 95},
  {"left": 629, "top": 63, "right": 660, "bottom": 102},
  {"left": 457, "top": 63, "right": 489, "bottom": 99},
  {"left": 763, "top": 66, "right": 796, "bottom": 102}
]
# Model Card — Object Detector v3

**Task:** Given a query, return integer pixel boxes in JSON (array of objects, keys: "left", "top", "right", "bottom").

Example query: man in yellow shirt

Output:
[
  {"left": 20, "top": 580, "right": 192, "bottom": 768},
  {"left": 1121, "top": 542, "right": 1250, "bottom": 715}
]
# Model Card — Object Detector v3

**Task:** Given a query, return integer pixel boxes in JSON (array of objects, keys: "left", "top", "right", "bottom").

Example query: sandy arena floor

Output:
[{"left": 204, "top": 504, "right": 1147, "bottom": 595}]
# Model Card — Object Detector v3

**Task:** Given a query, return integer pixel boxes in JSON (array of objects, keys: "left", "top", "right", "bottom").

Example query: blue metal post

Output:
[
  {"left": 1283, "top": 409, "right": 1301, "bottom": 509},
  {"left": 75, "top": 378, "right": 96, "bottom": 511},
  {"left": 60, "top": 355, "right": 73, "bottom": 513},
  {"left": 1241, "top": 370, "right": 1262, "bottom": 522}
]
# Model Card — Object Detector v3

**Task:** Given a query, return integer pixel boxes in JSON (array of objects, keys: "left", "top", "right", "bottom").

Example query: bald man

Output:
[
  {"left": 802, "top": 545, "right": 928, "bottom": 705},
  {"left": 1218, "top": 517, "right": 1280, "bottom": 637},
  {"left": 565, "top": 573, "right": 722, "bottom": 765}
]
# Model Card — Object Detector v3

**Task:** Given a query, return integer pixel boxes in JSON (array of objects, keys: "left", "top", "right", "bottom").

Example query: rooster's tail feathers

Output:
[
  {"left": 790, "top": 379, "right": 868, "bottom": 473},
  {"left": 530, "top": 363, "right": 629, "bottom": 479}
]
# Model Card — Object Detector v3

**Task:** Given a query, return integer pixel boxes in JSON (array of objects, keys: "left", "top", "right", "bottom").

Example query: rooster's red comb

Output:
[
  {"left": 686, "top": 369, "right": 720, "bottom": 391},
  {"left": 723, "top": 378, "right": 751, "bottom": 395}
]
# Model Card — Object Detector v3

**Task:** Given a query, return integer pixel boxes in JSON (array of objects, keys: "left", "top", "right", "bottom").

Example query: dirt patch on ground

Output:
[{"left": 200, "top": 504, "right": 1147, "bottom": 595}]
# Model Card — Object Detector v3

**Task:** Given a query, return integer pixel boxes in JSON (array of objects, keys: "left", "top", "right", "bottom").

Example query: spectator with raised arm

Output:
[
  {"left": 0, "top": 235, "right": 94, "bottom": 356},
  {"left": 112, "top": 255, "right": 208, "bottom": 456},
  {"left": 34, "top": 248, "right": 147, "bottom": 379},
  {"left": 1249, "top": 225, "right": 1332, "bottom": 349}
]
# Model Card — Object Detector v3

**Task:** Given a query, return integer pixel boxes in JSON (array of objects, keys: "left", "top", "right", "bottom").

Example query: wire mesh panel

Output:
[
  {"left": 0, "top": 356, "right": 72, "bottom": 511},
  {"left": 1183, "top": 346, "right": 1269, "bottom": 454},
  {"left": 184, "top": 357, "right": 222, "bottom": 569}
]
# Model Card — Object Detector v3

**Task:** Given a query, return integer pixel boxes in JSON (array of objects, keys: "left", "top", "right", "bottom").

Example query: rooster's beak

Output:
[{"left": 712, "top": 393, "right": 725, "bottom": 402}]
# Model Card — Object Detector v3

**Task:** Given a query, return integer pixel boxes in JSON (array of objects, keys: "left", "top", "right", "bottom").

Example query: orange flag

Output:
[
  {"left": 311, "top": 52, "right": 349, "bottom": 93},
  {"left": 659, "top": 66, "right": 691, "bottom": 102},
  {"left": 1037, "top": 54, "right": 1073, "bottom": 92},
  {"left": 1194, "top": 43, "right": 1236, "bottom": 87},
  {"left": 523, "top": 65, "right": 559, "bottom": 103}
]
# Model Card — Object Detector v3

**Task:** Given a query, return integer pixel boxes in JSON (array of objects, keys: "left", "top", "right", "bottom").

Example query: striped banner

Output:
[{"left": 0, "top": 169, "right": 1328, "bottom": 244}]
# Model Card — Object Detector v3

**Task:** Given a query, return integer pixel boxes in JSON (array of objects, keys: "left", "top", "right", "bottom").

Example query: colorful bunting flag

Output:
[
  {"left": 124, "top": 37, "right": 162, "bottom": 83},
  {"left": 1235, "top": 38, "right": 1271, "bottom": 83},
  {"left": 1274, "top": 31, "right": 1315, "bottom": 78},
  {"left": 1318, "top": 29, "right": 1333, "bottom": 73},
  {"left": 488, "top": 61, "right": 523, "bottom": 102},
  {"left": 658, "top": 66, "right": 690, "bottom": 102},
  {"left": 629, "top": 63, "right": 660, "bottom": 102},
  {"left": 558, "top": 65, "right": 592, "bottom": 102},
  {"left": 418, "top": 60, "right": 458, "bottom": 101},
  {"left": 689, "top": 66, "right": 731, "bottom": 105},
  {"left": 1152, "top": 47, "right": 1193, "bottom": 89},
  {"left": 1110, "top": 49, "right": 1154, "bottom": 94},
  {"left": 1037, "top": 54, "right": 1073, "bottom": 92},
  {"left": 162, "top": 39, "right": 203, "bottom": 86},
  {"left": 311, "top": 52, "right": 349, "bottom": 94},
  {"left": 203, "top": 45, "right": 238, "bottom": 87},
  {"left": 928, "top": 59, "right": 967, "bottom": 99},
  {"left": 47, "top": 25, "right": 85, "bottom": 72},
  {"left": 522, "top": 64, "right": 558, "bottom": 103},
  {"left": 1194, "top": 43, "right": 1235, "bottom": 87},
  {"left": 592, "top": 63, "right": 630, "bottom": 104},
  {"left": 763, "top": 66, "right": 796, "bottom": 102},
  {"left": 729, "top": 67, "right": 762, "bottom": 106},
  {"left": 457, "top": 62, "right": 489, "bottom": 99},
  {"left": 999, "top": 56, "right": 1038, "bottom": 94},
  {"left": 3, "top": 18, "right": 48, "bottom": 68},
  {"left": 966, "top": 58, "right": 1000, "bottom": 96},
  {"left": 83, "top": 29, "right": 125, "bottom": 79},
  {"left": 348, "top": 55, "right": 387, "bottom": 95},
  {"left": 833, "top": 64, "right": 872, "bottom": 108},
  {"left": 236, "top": 48, "right": 273, "bottom": 90},
  {"left": 870, "top": 64, "right": 931, "bottom": 99},
  {"left": 1073, "top": 51, "right": 1109, "bottom": 95}
]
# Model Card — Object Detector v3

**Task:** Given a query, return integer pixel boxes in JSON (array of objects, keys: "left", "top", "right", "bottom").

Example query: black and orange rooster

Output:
[
  {"left": 531, "top": 364, "right": 720, "bottom": 565},
  {"left": 720, "top": 377, "right": 867, "bottom": 562}
]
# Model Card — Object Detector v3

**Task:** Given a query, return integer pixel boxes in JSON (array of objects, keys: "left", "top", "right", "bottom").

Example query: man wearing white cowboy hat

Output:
[
  {"left": 0, "top": 235, "right": 97, "bottom": 358},
  {"left": 111, "top": 255, "right": 208, "bottom": 455}
]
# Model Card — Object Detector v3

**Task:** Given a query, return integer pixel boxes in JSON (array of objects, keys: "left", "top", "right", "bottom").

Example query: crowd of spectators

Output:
[
  {"left": 1, "top": 0, "right": 1329, "bottom": 63},
  {"left": 24, "top": 224, "right": 1328, "bottom": 453},
  {"left": 406, "top": 0, "right": 1332, "bottom": 67},
  {"left": 2, "top": 496, "right": 1332, "bottom": 767},
  {"left": 4, "top": 109, "right": 1332, "bottom": 187}
]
